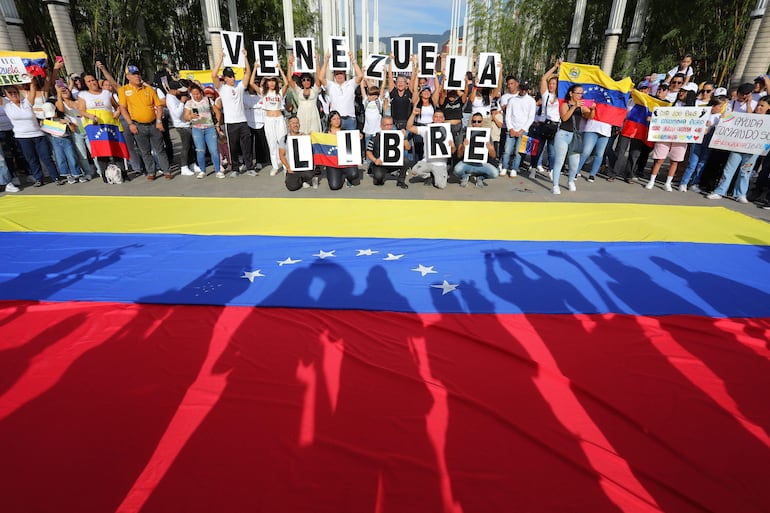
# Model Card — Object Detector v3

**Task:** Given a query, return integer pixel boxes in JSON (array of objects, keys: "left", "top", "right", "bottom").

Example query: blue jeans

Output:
[
  {"left": 16, "top": 136, "right": 59, "bottom": 181},
  {"left": 551, "top": 129, "right": 581, "bottom": 187},
  {"left": 577, "top": 132, "right": 610, "bottom": 177},
  {"left": 71, "top": 131, "right": 94, "bottom": 177},
  {"left": 501, "top": 131, "right": 526, "bottom": 171},
  {"left": 192, "top": 126, "right": 220, "bottom": 173},
  {"left": 51, "top": 136, "right": 83, "bottom": 177},
  {"left": 536, "top": 138, "right": 556, "bottom": 170},
  {"left": 680, "top": 132, "right": 713, "bottom": 187},
  {"left": 453, "top": 161, "right": 500, "bottom": 179},
  {"left": 713, "top": 152, "right": 756, "bottom": 197},
  {"left": 0, "top": 152, "right": 10, "bottom": 185}
]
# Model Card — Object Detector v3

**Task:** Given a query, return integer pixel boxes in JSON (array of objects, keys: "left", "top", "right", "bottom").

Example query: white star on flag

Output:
[
  {"left": 313, "top": 250, "right": 336, "bottom": 259},
  {"left": 411, "top": 264, "right": 438, "bottom": 277},
  {"left": 356, "top": 249, "right": 379, "bottom": 256},
  {"left": 241, "top": 270, "right": 265, "bottom": 282},
  {"left": 431, "top": 280, "right": 459, "bottom": 295},
  {"left": 384, "top": 253, "right": 404, "bottom": 261},
  {"left": 277, "top": 257, "right": 302, "bottom": 266}
]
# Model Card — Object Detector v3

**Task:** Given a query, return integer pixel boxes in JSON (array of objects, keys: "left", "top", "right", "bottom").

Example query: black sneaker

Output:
[
  {"left": 397, "top": 181, "right": 408, "bottom": 189},
  {"left": 587, "top": 175, "right": 595, "bottom": 183},
  {"left": 33, "top": 180, "right": 43, "bottom": 187}
]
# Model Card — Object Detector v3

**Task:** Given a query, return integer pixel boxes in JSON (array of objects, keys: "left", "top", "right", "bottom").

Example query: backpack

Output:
[{"left": 105, "top": 164, "right": 123, "bottom": 184}]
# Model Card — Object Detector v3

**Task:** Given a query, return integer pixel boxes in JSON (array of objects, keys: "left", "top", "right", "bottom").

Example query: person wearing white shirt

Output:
[
  {"left": 212, "top": 49, "right": 255, "bottom": 176},
  {"left": 728, "top": 83, "right": 757, "bottom": 113},
  {"left": 500, "top": 82, "right": 536, "bottom": 176},
  {"left": 165, "top": 81, "right": 197, "bottom": 176},
  {"left": 319, "top": 50, "right": 363, "bottom": 130}
]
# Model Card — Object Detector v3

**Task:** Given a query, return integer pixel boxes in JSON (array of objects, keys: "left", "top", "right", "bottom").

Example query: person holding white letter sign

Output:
[
  {"left": 406, "top": 106, "right": 454, "bottom": 188},
  {"left": 453, "top": 113, "right": 500, "bottom": 187}
]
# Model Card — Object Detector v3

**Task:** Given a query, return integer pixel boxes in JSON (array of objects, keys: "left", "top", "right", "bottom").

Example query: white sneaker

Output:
[
  {"left": 552, "top": 185, "right": 561, "bottom": 195},
  {"left": 736, "top": 195, "right": 749, "bottom": 204},
  {"left": 568, "top": 181, "right": 576, "bottom": 192},
  {"left": 302, "top": 182, "right": 311, "bottom": 188},
  {"left": 690, "top": 184, "right": 701, "bottom": 193},
  {"left": 664, "top": 183, "right": 673, "bottom": 192},
  {"left": 547, "top": 169, "right": 553, "bottom": 181},
  {"left": 706, "top": 193, "right": 722, "bottom": 200},
  {"left": 528, "top": 169, "right": 536, "bottom": 179},
  {"left": 509, "top": 169, "right": 517, "bottom": 177},
  {"left": 311, "top": 176, "right": 319, "bottom": 189},
  {"left": 499, "top": 167, "right": 507, "bottom": 177},
  {"left": 645, "top": 179, "right": 655, "bottom": 190},
  {"left": 180, "top": 166, "right": 194, "bottom": 176},
  {"left": 537, "top": 165, "right": 545, "bottom": 175},
  {"left": 4, "top": 182, "right": 20, "bottom": 192},
  {"left": 191, "top": 163, "right": 202, "bottom": 174},
  {"left": 196, "top": 171, "right": 206, "bottom": 179},
  {"left": 269, "top": 166, "right": 282, "bottom": 176},
  {"left": 678, "top": 184, "right": 687, "bottom": 192},
  {"left": 215, "top": 171, "right": 226, "bottom": 179}
]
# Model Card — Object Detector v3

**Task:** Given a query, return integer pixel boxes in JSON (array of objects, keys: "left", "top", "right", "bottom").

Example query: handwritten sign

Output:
[
  {"left": 709, "top": 111, "right": 770, "bottom": 155},
  {"left": 648, "top": 107, "right": 709, "bottom": 143},
  {"left": 0, "top": 56, "right": 31, "bottom": 85}
]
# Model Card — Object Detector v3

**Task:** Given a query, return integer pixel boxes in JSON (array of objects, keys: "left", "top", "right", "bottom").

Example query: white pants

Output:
[
  {"left": 412, "top": 161, "right": 448, "bottom": 188},
  {"left": 264, "top": 116, "right": 287, "bottom": 170}
]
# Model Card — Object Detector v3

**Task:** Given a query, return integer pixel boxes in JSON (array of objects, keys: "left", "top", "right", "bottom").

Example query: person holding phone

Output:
[
  {"left": 184, "top": 83, "right": 221, "bottom": 179},
  {"left": 549, "top": 84, "right": 595, "bottom": 194}
]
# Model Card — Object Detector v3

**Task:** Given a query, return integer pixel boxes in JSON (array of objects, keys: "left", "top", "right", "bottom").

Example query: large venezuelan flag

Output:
[
  {"left": 1, "top": 196, "right": 770, "bottom": 513},
  {"left": 559, "top": 62, "right": 634, "bottom": 127}
]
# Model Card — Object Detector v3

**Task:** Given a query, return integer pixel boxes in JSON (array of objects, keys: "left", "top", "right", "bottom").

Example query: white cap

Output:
[
  {"left": 714, "top": 87, "right": 728, "bottom": 97},
  {"left": 683, "top": 82, "right": 698, "bottom": 93}
]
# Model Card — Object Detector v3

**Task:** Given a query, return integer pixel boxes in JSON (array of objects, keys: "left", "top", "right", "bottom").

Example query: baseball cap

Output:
[
  {"left": 636, "top": 80, "right": 650, "bottom": 89},
  {"left": 222, "top": 67, "right": 235, "bottom": 78},
  {"left": 714, "top": 87, "right": 728, "bottom": 97},
  {"left": 682, "top": 82, "right": 698, "bottom": 93},
  {"left": 167, "top": 80, "right": 187, "bottom": 92},
  {"left": 125, "top": 65, "right": 140, "bottom": 75},
  {"left": 519, "top": 81, "right": 531, "bottom": 90}
]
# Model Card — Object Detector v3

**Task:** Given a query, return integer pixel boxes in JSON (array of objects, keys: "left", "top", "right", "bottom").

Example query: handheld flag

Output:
[
  {"left": 559, "top": 63, "right": 633, "bottom": 126},
  {"left": 85, "top": 124, "right": 130, "bottom": 159}
]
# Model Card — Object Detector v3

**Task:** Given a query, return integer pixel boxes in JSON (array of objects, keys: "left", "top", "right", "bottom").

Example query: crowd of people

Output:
[{"left": 0, "top": 50, "right": 769, "bottom": 209}]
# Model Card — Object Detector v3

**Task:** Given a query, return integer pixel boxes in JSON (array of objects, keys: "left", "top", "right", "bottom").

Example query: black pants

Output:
[
  {"left": 371, "top": 163, "right": 408, "bottom": 186},
  {"left": 609, "top": 136, "right": 650, "bottom": 180},
  {"left": 250, "top": 126, "right": 270, "bottom": 165},
  {"left": 174, "top": 127, "right": 195, "bottom": 168},
  {"left": 285, "top": 170, "right": 315, "bottom": 191},
  {"left": 326, "top": 166, "right": 360, "bottom": 190},
  {"left": 225, "top": 122, "right": 253, "bottom": 170}
]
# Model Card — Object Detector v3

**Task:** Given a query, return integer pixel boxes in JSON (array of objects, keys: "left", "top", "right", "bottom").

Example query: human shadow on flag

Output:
[
  {"left": 424, "top": 258, "right": 623, "bottom": 513},
  {"left": 0, "top": 253, "right": 252, "bottom": 513},
  {"left": 141, "top": 261, "right": 444, "bottom": 513}
]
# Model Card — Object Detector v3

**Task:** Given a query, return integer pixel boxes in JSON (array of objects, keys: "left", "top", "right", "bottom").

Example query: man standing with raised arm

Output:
[{"left": 212, "top": 49, "right": 254, "bottom": 177}]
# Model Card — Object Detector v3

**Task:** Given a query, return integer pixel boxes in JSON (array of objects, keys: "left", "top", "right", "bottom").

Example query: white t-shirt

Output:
[
  {"left": 243, "top": 93, "right": 263, "bottom": 129},
  {"left": 0, "top": 104, "right": 13, "bottom": 131},
  {"left": 667, "top": 65, "right": 693, "bottom": 80},
  {"left": 504, "top": 94, "right": 536, "bottom": 132},
  {"left": 184, "top": 97, "right": 215, "bottom": 129},
  {"left": 362, "top": 97, "right": 383, "bottom": 135},
  {"left": 4, "top": 98, "right": 44, "bottom": 138},
  {"left": 416, "top": 103, "right": 434, "bottom": 125},
  {"left": 729, "top": 98, "right": 758, "bottom": 113},
  {"left": 261, "top": 91, "right": 283, "bottom": 111},
  {"left": 218, "top": 82, "right": 247, "bottom": 124},
  {"left": 536, "top": 91, "right": 561, "bottom": 123},
  {"left": 165, "top": 94, "right": 189, "bottom": 128},
  {"left": 471, "top": 95, "right": 491, "bottom": 117},
  {"left": 326, "top": 78, "right": 357, "bottom": 118},
  {"left": 79, "top": 89, "right": 114, "bottom": 112}
]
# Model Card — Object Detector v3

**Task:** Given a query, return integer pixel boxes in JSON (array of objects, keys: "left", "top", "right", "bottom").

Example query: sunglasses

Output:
[
  {"left": 301, "top": 77, "right": 311, "bottom": 82},
  {"left": 703, "top": 89, "right": 714, "bottom": 93},
  {"left": 672, "top": 81, "right": 683, "bottom": 85},
  {"left": 5, "top": 90, "right": 19, "bottom": 95},
  {"left": 471, "top": 120, "right": 483, "bottom": 124}
]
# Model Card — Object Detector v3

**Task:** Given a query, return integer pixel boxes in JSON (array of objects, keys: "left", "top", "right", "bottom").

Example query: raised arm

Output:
[
  {"left": 278, "top": 61, "right": 289, "bottom": 96},
  {"left": 406, "top": 104, "right": 420, "bottom": 134},
  {"left": 241, "top": 49, "right": 251, "bottom": 90},
  {"left": 387, "top": 55, "right": 394, "bottom": 91},
  {"left": 286, "top": 54, "right": 297, "bottom": 89},
  {"left": 249, "top": 60, "right": 260, "bottom": 93},
  {"left": 351, "top": 51, "right": 363, "bottom": 85},
  {"left": 96, "top": 61, "right": 120, "bottom": 91},
  {"left": 540, "top": 59, "right": 560, "bottom": 96},
  {"left": 211, "top": 51, "right": 224, "bottom": 88},
  {"left": 318, "top": 52, "right": 330, "bottom": 87}
]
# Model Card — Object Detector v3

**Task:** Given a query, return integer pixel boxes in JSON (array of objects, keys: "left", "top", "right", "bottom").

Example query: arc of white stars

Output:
[
  {"left": 277, "top": 257, "right": 302, "bottom": 266},
  {"left": 431, "top": 280, "right": 459, "bottom": 295},
  {"left": 241, "top": 270, "right": 265, "bottom": 283},
  {"left": 383, "top": 253, "right": 404, "bottom": 261},
  {"left": 356, "top": 249, "right": 379, "bottom": 256},
  {"left": 313, "top": 250, "right": 336, "bottom": 259},
  {"left": 411, "top": 264, "right": 437, "bottom": 277}
]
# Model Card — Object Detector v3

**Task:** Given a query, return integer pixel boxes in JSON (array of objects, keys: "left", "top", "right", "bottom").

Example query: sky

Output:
[{"left": 351, "top": 0, "right": 464, "bottom": 38}]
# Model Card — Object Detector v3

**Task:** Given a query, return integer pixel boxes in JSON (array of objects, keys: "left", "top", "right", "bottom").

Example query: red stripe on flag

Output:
[{"left": 593, "top": 104, "right": 629, "bottom": 127}]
